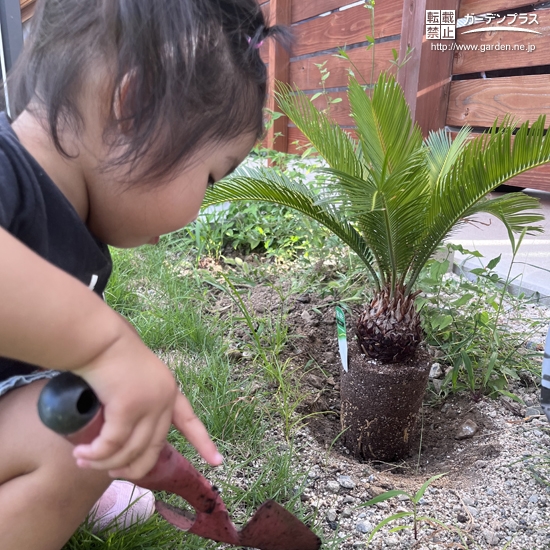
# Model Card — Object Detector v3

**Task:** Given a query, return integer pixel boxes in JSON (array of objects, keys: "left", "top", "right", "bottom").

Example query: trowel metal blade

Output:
[{"left": 239, "top": 500, "right": 321, "bottom": 550}]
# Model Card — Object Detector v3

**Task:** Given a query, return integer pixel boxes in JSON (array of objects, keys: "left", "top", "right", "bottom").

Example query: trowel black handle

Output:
[{"left": 37, "top": 371, "right": 103, "bottom": 442}]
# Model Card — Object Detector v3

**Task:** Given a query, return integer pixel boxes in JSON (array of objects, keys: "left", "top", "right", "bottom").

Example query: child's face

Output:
[{"left": 86, "top": 134, "right": 255, "bottom": 248}]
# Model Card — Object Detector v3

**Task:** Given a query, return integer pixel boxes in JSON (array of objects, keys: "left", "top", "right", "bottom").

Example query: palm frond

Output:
[
  {"left": 275, "top": 83, "right": 363, "bottom": 179},
  {"left": 425, "top": 125, "right": 472, "bottom": 188},
  {"left": 202, "top": 166, "right": 381, "bottom": 288},
  {"left": 345, "top": 75, "right": 432, "bottom": 292},
  {"left": 464, "top": 193, "right": 544, "bottom": 236},
  {"left": 348, "top": 75, "right": 424, "bottom": 178},
  {"left": 407, "top": 116, "right": 550, "bottom": 291}
]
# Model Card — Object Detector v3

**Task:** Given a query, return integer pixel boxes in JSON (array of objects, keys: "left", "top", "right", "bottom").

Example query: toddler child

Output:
[{"left": 0, "top": 1, "right": 285, "bottom": 548}]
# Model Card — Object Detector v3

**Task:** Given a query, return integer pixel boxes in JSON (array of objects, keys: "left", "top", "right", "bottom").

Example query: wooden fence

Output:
[
  {"left": 19, "top": 0, "right": 550, "bottom": 191},
  {"left": 448, "top": 0, "right": 550, "bottom": 191},
  {"left": 261, "top": 0, "right": 550, "bottom": 192}
]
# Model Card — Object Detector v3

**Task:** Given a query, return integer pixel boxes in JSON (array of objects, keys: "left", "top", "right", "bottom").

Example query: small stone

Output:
[
  {"left": 356, "top": 521, "right": 373, "bottom": 534},
  {"left": 343, "top": 495, "right": 356, "bottom": 504},
  {"left": 483, "top": 529, "right": 500, "bottom": 546},
  {"left": 525, "top": 406, "right": 543, "bottom": 417},
  {"left": 457, "top": 513, "right": 468, "bottom": 523},
  {"left": 338, "top": 475, "right": 356, "bottom": 490},
  {"left": 300, "top": 494, "right": 309, "bottom": 502},
  {"left": 429, "top": 362, "right": 443, "bottom": 379},
  {"left": 468, "top": 506, "right": 478, "bottom": 517},
  {"left": 533, "top": 430, "right": 544, "bottom": 437},
  {"left": 386, "top": 537, "right": 399, "bottom": 547},
  {"left": 486, "top": 488, "right": 495, "bottom": 496},
  {"left": 296, "top": 294, "right": 311, "bottom": 303},
  {"left": 505, "top": 519, "right": 518, "bottom": 531},
  {"left": 326, "top": 481, "right": 340, "bottom": 494},
  {"left": 327, "top": 520, "right": 338, "bottom": 531},
  {"left": 529, "top": 494, "right": 539, "bottom": 504},
  {"left": 353, "top": 543, "right": 366, "bottom": 550},
  {"left": 397, "top": 494, "right": 410, "bottom": 501},
  {"left": 463, "top": 497, "right": 475, "bottom": 507},
  {"left": 226, "top": 349, "right": 243, "bottom": 360},
  {"left": 432, "top": 379, "right": 444, "bottom": 393},
  {"left": 326, "top": 509, "right": 338, "bottom": 522},
  {"left": 342, "top": 507, "right": 353, "bottom": 518},
  {"left": 455, "top": 419, "right": 478, "bottom": 440}
]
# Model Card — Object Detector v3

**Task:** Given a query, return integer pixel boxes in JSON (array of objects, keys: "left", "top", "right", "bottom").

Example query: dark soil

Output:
[{"left": 214, "top": 279, "right": 509, "bottom": 478}]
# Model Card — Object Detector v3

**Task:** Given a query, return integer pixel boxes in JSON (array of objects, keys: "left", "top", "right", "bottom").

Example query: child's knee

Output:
[{"left": 0, "top": 379, "right": 107, "bottom": 487}]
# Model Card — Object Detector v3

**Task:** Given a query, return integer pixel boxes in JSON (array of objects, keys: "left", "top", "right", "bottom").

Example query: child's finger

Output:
[
  {"left": 172, "top": 393, "right": 223, "bottom": 466},
  {"left": 108, "top": 417, "right": 172, "bottom": 479},
  {"left": 72, "top": 408, "right": 145, "bottom": 463},
  {"left": 74, "top": 414, "right": 163, "bottom": 473}
]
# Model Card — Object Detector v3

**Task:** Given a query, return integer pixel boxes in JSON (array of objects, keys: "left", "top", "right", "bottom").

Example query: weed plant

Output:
[
  {"left": 418, "top": 244, "right": 545, "bottom": 399},
  {"left": 168, "top": 150, "right": 338, "bottom": 263},
  {"left": 359, "top": 474, "right": 451, "bottom": 544}
]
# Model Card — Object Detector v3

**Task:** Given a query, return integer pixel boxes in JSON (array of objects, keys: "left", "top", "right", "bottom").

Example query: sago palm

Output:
[
  {"left": 204, "top": 74, "right": 550, "bottom": 362},
  {"left": 203, "top": 73, "right": 547, "bottom": 365}
]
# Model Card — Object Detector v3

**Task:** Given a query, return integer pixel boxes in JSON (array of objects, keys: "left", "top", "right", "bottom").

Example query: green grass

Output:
[{"left": 65, "top": 240, "right": 321, "bottom": 549}]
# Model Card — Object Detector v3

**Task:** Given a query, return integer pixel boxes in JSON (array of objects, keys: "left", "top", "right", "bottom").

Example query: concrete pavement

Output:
[{"left": 449, "top": 189, "right": 550, "bottom": 303}]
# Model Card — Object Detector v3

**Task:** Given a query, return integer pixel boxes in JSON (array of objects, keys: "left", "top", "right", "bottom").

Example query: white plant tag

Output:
[{"left": 335, "top": 306, "right": 348, "bottom": 372}]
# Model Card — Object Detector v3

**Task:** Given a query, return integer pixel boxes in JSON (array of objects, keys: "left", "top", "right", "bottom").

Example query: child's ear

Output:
[{"left": 113, "top": 71, "right": 136, "bottom": 135}]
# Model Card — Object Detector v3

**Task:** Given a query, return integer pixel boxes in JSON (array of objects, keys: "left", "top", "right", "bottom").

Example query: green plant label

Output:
[{"left": 335, "top": 306, "right": 348, "bottom": 373}]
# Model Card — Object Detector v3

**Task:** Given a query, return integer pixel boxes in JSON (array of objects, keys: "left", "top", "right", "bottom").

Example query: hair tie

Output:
[{"left": 246, "top": 35, "right": 264, "bottom": 49}]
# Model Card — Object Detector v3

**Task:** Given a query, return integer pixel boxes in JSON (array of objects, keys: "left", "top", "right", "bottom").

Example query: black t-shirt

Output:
[{"left": 0, "top": 113, "right": 112, "bottom": 382}]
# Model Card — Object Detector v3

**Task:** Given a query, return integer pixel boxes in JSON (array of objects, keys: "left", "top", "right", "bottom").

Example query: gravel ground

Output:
[
  {"left": 286, "top": 300, "right": 550, "bottom": 549},
  {"left": 215, "top": 271, "right": 550, "bottom": 549},
  {"left": 288, "top": 397, "right": 549, "bottom": 550}
]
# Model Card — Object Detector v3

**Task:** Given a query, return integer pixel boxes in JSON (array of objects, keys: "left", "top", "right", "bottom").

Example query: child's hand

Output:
[{"left": 70, "top": 325, "right": 222, "bottom": 480}]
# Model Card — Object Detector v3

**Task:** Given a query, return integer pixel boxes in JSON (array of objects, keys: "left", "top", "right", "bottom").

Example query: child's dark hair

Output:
[{"left": 9, "top": 0, "right": 289, "bottom": 184}]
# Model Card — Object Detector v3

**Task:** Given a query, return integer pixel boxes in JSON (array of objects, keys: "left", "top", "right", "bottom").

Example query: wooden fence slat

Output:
[
  {"left": 266, "top": 0, "right": 291, "bottom": 152},
  {"left": 453, "top": 8, "right": 550, "bottom": 74},
  {"left": 291, "top": 1, "right": 402, "bottom": 58},
  {"left": 459, "top": 0, "right": 548, "bottom": 18},
  {"left": 504, "top": 164, "right": 550, "bottom": 191},
  {"left": 447, "top": 75, "right": 550, "bottom": 128},
  {"left": 20, "top": 0, "right": 35, "bottom": 21},
  {"left": 292, "top": 0, "right": 351, "bottom": 23},
  {"left": 413, "top": 0, "right": 461, "bottom": 137},
  {"left": 396, "top": 0, "right": 426, "bottom": 123},
  {"left": 290, "top": 40, "right": 398, "bottom": 90}
]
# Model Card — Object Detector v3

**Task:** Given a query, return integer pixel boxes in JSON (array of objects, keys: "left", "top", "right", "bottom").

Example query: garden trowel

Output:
[{"left": 37, "top": 372, "right": 321, "bottom": 550}]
